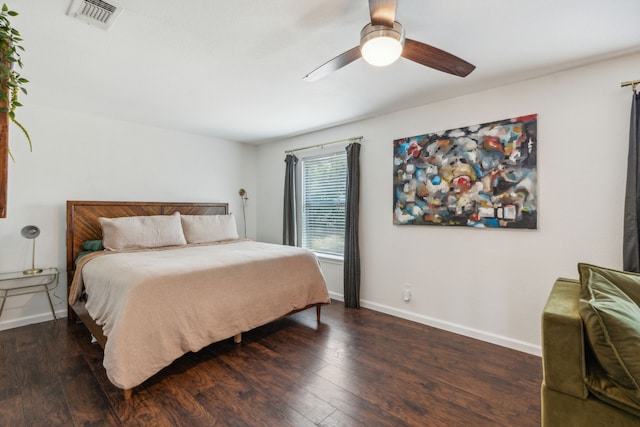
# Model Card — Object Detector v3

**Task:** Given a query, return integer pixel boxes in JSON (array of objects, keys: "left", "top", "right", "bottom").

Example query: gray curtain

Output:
[
  {"left": 344, "top": 142, "right": 361, "bottom": 308},
  {"left": 624, "top": 90, "right": 640, "bottom": 272},
  {"left": 283, "top": 154, "right": 298, "bottom": 246}
]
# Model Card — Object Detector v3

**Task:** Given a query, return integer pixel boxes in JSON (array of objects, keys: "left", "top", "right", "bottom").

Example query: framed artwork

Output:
[{"left": 393, "top": 114, "right": 537, "bottom": 229}]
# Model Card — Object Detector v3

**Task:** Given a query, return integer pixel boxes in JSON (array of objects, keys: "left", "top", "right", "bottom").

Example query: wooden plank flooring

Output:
[{"left": 0, "top": 301, "right": 541, "bottom": 426}]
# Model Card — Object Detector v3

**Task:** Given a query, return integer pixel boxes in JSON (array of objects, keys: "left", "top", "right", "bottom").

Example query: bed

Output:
[{"left": 66, "top": 200, "right": 330, "bottom": 400}]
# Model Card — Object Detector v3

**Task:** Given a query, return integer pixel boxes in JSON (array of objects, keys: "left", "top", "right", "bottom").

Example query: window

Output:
[{"left": 301, "top": 151, "right": 347, "bottom": 257}]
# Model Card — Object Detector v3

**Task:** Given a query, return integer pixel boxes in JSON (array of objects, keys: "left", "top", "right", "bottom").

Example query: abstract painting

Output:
[{"left": 393, "top": 114, "right": 537, "bottom": 229}]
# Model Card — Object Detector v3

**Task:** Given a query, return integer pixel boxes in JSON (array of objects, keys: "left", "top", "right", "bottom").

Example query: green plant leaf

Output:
[{"left": 0, "top": 3, "right": 32, "bottom": 154}]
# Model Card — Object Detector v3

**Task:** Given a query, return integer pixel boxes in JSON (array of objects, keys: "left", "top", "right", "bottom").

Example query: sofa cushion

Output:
[
  {"left": 585, "top": 352, "right": 640, "bottom": 417},
  {"left": 579, "top": 265, "right": 640, "bottom": 403},
  {"left": 579, "top": 263, "right": 640, "bottom": 306}
]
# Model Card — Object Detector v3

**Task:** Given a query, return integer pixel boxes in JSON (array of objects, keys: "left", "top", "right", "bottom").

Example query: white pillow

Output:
[
  {"left": 180, "top": 213, "right": 239, "bottom": 243},
  {"left": 100, "top": 212, "right": 187, "bottom": 251}
]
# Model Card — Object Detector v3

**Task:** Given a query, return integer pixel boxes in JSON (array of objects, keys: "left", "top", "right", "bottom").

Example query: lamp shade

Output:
[
  {"left": 360, "top": 22, "right": 405, "bottom": 67},
  {"left": 21, "top": 225, "right": 40, "bottom": 239}
]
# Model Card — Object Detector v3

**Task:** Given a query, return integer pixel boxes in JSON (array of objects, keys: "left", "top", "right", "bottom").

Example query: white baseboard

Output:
[
  {"left": 0, "top": 308, "right": 68, "bottom": 331},
  {"left": 328, "top": 291, "right": 541, "bottom": 356}
]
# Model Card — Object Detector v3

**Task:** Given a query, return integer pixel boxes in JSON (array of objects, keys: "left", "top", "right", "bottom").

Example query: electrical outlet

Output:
[{"left": 403, "top": 283, "right": 412, "bottom": 302}]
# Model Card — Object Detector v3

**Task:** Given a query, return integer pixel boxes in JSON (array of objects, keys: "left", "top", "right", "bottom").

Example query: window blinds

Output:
[{"left": 301, "top": 152, "right": 347, "bottom": 257}]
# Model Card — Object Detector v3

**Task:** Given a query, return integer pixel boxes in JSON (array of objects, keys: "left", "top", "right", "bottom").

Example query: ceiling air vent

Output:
[{"left": 66, "top": 0, "right": 123, "bottom": 31}]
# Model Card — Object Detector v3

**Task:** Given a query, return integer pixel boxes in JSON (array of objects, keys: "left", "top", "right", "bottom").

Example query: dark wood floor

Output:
[{"left": 0, "top": 300, "right": 541, "bottom": 426}]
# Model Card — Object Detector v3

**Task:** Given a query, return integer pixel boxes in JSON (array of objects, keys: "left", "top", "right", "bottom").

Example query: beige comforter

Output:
[{"left": 70, "top": 240, "right": 330, "bottom": 390}]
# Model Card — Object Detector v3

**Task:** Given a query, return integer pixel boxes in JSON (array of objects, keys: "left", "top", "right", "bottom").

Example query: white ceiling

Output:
[{"left": 16, "top": 0, "right": 640, "bottom": 144}]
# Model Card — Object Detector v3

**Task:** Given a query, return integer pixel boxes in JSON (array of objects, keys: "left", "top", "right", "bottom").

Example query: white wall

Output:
[
  {"left": 3, "top": 51, "right": 638, "bottom": 352},
  {"left": 0, "top": 105, "right": 257, "bottom": 330},
  {"left": 257, "top": 52, "right": 640, "bottom": 355}
]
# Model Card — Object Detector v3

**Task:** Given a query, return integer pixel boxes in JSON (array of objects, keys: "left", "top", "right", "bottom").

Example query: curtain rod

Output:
[
  {"left": 285, "top": 136, "right": 363, "bottom": 154},
  {"left": 621, "top": 80, "right": 640, "bottom": 90}
]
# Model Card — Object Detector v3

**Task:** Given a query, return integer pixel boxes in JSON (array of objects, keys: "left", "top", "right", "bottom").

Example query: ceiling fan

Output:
[{"left": 303, "top": 0, "right": 475, "bottom": 82}]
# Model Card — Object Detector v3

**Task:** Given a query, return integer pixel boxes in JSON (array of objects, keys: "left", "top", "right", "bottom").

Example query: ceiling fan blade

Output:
[
  {"left": 303, "top": 46, "right": 362, "bottom": 82},
  {"left": 402, "top": 38, "right": 475, "bottom": 77},
  {"left": 369, "top": 0, "right": 397, "bottom": 27}
]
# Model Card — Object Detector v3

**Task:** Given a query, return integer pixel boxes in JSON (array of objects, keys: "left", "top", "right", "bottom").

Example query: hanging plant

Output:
[{"left": 0, "top": 3, "right": 30, "bottom": 158}]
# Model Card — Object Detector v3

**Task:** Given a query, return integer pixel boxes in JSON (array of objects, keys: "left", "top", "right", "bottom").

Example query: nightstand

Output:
[{"left": 0, "top": 267, "right": 59, "bottom": 322}]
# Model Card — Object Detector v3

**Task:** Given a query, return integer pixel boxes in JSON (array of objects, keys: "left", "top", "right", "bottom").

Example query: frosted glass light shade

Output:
[
  {"left": 360, "top": 22, "right": 405, "bottom": 67},
  {"left": 361, "top": 36, "right": 403, "bottom": 66}
]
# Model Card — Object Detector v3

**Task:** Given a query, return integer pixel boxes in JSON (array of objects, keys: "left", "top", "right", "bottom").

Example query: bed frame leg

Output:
[
  {"left": 124, "top": 389, "right": 132, "bottom": 400},
  {"left": 316, "top": 304, "right": 321, "bottom": 322},
  {"left": 234, "top": 333, "right": 242, "bottom": 344}
]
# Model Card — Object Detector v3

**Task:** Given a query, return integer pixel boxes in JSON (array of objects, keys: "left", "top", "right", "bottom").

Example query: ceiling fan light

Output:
[
  {"left": 360, "top": 22, "right": 405, "bottom": 67},
  {"left": 361, "top": 37, "right": 402, "bottom": 66}
]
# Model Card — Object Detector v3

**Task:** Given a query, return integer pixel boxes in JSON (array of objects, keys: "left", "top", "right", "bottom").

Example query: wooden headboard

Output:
[{"left": 65, "top": 200, "right": 228, "bottom": 289}]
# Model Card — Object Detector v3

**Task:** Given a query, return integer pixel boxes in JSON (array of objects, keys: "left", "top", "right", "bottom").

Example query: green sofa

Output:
[{"left": 541, "top": 277, "right": 640, "bottom": 426}]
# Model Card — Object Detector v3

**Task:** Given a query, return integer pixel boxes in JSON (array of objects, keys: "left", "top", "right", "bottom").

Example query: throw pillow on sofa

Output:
[
  {"left": 578, "top": 263, "right": 640, "bottom": 305},
  {"left": 578, "top": 264, "right": 640, "bottom": 404}
]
